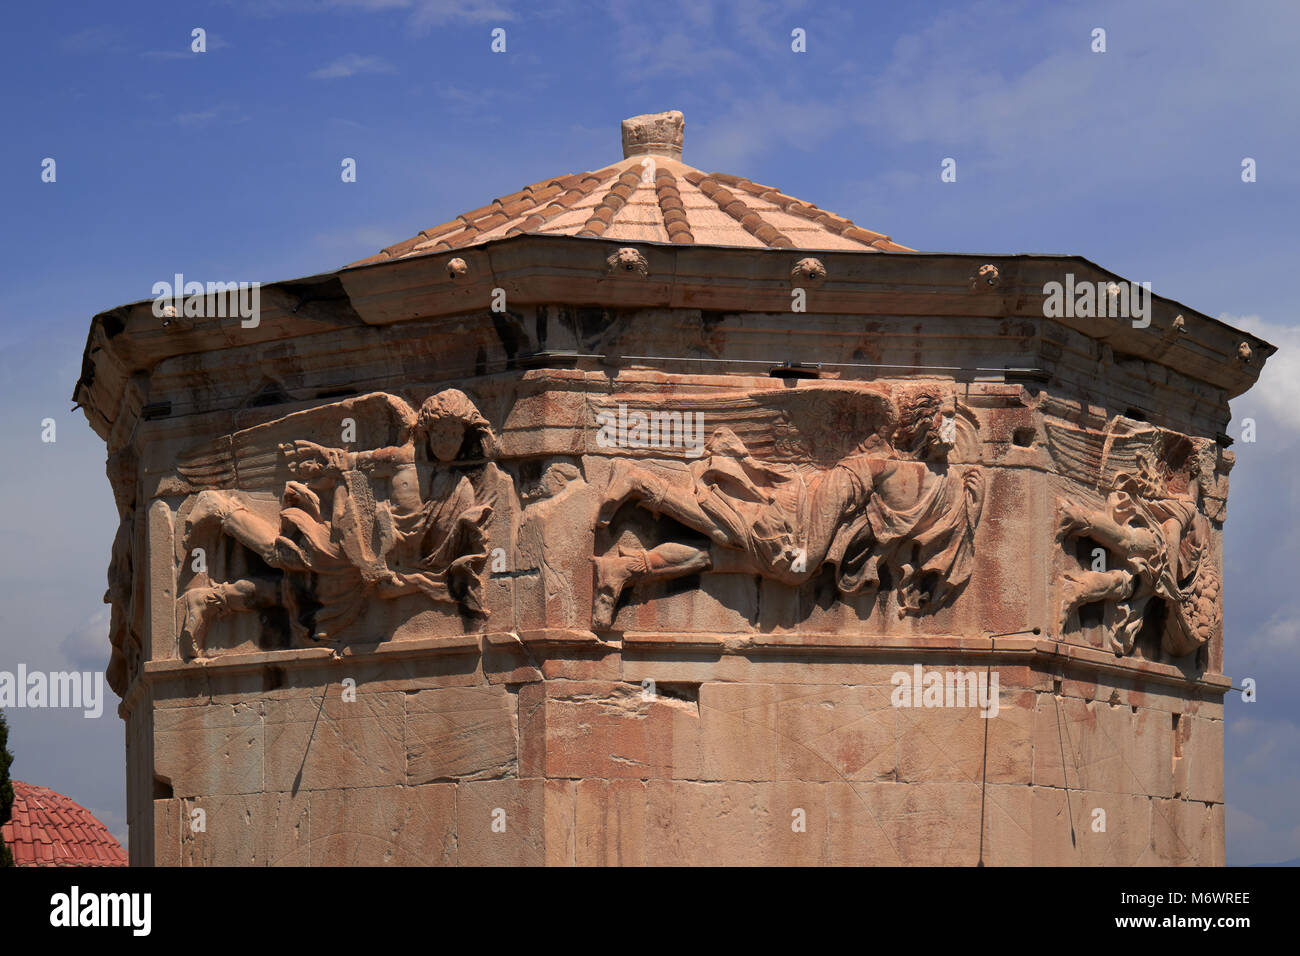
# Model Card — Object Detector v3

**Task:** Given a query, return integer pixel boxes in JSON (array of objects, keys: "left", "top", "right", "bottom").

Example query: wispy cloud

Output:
[
  {"left": 313, "top": 225, "right": 404, "bottom": 252},
  {"left": 434, "top": 82, "right": 503, "bottom": 113},
  {"left": 310, "top": 53, "right": 396, "bottom": 80},
  {"left": 240, "top": 0, "right": 518, "bottom": 28},
  {"left": 1228, "top": 714, "right": 1300, "bottom": 864},
  {"left": 174, "top": 104, "right": 249, "bottom": 128},
  {"left": 1223, "top": 314, "right": 1300, "bottom": 434},
  {"left": 408, "top": 0, "right": 517, "bottom": 28},
  {"left": 60, "top": 608, "right": 110, "bottom": 672},
  {"left": 60, "top": 26, "right": 128, "bottom": 54},
  {"left": 142, "top": 33, "right": 229, "bottom": 59}
]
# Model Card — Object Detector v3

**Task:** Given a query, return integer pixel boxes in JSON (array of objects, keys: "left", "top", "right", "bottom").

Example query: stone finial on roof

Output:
[
  {"left": 621, "top": 110, "right": 684, "bottom": 160},
  {"left": 344, "top": 107, "right": 915, "bottom": 266}
]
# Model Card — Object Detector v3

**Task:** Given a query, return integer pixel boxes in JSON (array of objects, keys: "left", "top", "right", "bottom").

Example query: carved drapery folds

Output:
[
  {"left": 156, "top": 381, "right": 991, "bottom": 662},
  {"left": 590, "top": 384, "right": 986, "bottom": 629},
  {"left": 138, "top": 379, "right": 1229, "bottom": 674},
  {"left": 1049, "top": 417, "right": 1223, "bottom": 659},
  {"left": 172, "top": 390, "right": 499, "bottom": 658},
  {"left": 104, "top": 447, "right": 141, "bottom": 697}
]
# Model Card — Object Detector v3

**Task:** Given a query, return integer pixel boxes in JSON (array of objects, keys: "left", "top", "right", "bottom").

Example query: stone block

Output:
[
  {"left": 576, "top": 779, "right": 646, "bottom": 866},
  {"left": 1030, "top": 787, "right": 1149, "bottom": 866},
  {"left": 263, "top": 692, "right": 404, "bottom": 792},
  {"left": 1032, "top": 694, "right": 1173, "bottom": 797},
  {"left": 643, "top": 780, "right": 829, "bottom": 866},
  {"left": 699, "top": 682, "right": 896, "bottom": 783},
  {"left": 457, "top": 779, "right": 571, "bottom": 866},
  {"left": 406, "top": 685, "right": 517, "bottom": 783},
  {"left": 307, "top": 785, "right": 456, "bottom": 866},
  {"left": 897, "top": 687, "right": 1034, "bottom": 785},
  {"left": 539, "top": 681, "right": 702, "bottom": 780},
  {"left": 154, "top": 701, "right": 263, "bottom": 797},
  {"left": 153, "top": 798, "right": 181, "bottom": 868},
  {"left": 1144, "top": 796, "right": 1217, "bottom": 866},
  {"left": 1175, "top": 715, "right": 1223, "bottom": 803},
  {"left": 181, "top": 791, "right": 310, "bottom": 866}
]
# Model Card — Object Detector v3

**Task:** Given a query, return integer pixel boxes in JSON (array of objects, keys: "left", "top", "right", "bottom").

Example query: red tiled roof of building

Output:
[
  {"left": 1, "top": 781, "right": 127, "bottom": 867},
  {"left": 345, "top": 110, "right": 911, "bottom": 268}
]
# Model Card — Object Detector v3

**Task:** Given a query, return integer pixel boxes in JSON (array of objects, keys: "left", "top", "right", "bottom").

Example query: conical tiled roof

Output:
[
  {"left": 1, "top": 781, "right": 128, "bottom": 867},
  {"left": 347, "top": 110, "right": 910, "bottom": 268}
]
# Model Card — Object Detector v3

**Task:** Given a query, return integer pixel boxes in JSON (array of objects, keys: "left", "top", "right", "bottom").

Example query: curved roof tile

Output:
[
  {"left": 1, "top": 781, "right": 128, "bottom": 867},
  {"left": 346, "top": 110, "right": 910, "bottom": 268}
]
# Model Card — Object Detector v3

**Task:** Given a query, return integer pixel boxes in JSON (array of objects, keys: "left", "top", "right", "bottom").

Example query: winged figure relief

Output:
[
  {"left": 589, "top": 383, "right": 986, "bottom": 629},
  {"left": 1048, "top": 418, "right": 1221, "bottom": 659},
  {"left": 173, "top": 390, "right": 498, "bottom": 657}
]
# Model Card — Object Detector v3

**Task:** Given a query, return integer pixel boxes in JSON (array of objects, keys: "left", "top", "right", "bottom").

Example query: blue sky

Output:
[{"left": 1, "top": 0, "right": 1296, "bottom": 864}]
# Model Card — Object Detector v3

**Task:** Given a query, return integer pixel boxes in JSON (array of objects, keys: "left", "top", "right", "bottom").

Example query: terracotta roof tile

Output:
[
  {"left": 710, "top": 172, "right": 746, "bottom": 187},
  {"left": 527, "top": 183, "right": 562, "bottom": 203},
  {"left": 471, "top": 211, "right": 509, "bottom": 232},
  {"left": 343, "top": 111, "right": 909, "bottom": 267},
  {"left": 1, "top": 782, "right": 127, "bottom": 868},
  {"left": 695, "top": 174, "right": 794, "bottom": 249},
  {"left": 578, "top": 170, "right": 642, "bottom": 238},
  {"left": 380, "top": 235, "right": 426, "bottom": 258},
  {"left": 814, "top": 212, "right": 853, "bottom": 233},
  {"left": 843, "top": 225, "right": 889, "bottom": 243},
  {"left": 495, "top": 187, "right": 531, "bottom": 206},
  {"left": 499, "top": 199, "right": 534, "bottom": 218},
  {"left": 655, "top": 166, "right": 695, "bottom": 244},
  {"left": 419, "top": 220, "right": 462, "bottom": 241},
  {"left": 458, "top": 202, "right": 501, "bottom": 223}
]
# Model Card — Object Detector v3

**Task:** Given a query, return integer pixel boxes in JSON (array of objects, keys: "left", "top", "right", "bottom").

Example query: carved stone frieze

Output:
[
  {"left": 1049, "top": 417, "right": 1222, "bottom": 659},
  {"left": 172, "top": 390, "right": 501, "bottom": 657},
  {"left": 589, "top": 384, "right": 986, "bottom": 629}
]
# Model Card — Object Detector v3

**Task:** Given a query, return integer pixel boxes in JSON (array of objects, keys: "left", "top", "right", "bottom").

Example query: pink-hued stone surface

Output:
[{"left": 75, "top": 113, "right": 1271, "bottom": 866}]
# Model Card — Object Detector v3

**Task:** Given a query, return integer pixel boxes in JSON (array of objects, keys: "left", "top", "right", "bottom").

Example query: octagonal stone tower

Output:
[{"left": 76, "top": 111, "right": 1272, "bottom": 866}]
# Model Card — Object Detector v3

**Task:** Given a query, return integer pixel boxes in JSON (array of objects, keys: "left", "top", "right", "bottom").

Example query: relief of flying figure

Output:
[
  {"left": 589, "top": 384, "right": 986, "bottom": 629},
  {"left": 173, "top": 390, "right": 500, "bottom": 657}
]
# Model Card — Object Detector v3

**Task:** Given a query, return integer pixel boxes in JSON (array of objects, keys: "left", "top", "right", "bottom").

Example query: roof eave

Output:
[{"left": 74, "top": 233, "right": 1274, "bottom": 448}]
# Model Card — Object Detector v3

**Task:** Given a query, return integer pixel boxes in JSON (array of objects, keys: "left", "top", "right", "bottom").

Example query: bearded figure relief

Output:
[
  {"left": 589, "top": 385, "right": 986, "bottom": 629},
  {"left": 1049, "top": 420, "right": 1221, "bottom": 659},
  {"left": 174, "top": 389, "right": 499, "bottom": 657}
]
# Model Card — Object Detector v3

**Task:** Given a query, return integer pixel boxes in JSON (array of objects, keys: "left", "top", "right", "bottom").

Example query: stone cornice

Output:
[
  {"left": 120, "top": 627, "right": 1231, "bottom": 720},
  {"left": 75, "top": 235, "right": 1275, "bottom": 448}
]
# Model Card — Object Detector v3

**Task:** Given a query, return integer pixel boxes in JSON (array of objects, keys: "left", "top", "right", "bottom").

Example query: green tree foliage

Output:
[{"left": 0, "top": 710, "right": 14, "bottom": 866}]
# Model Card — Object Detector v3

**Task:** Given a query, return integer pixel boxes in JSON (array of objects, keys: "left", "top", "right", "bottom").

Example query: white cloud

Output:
[
  {"left": 60, "top": 27, "right": 127, "bottom": 54},
  {"left": 1233, "top": 600, "right": 1300, "bottom": 662},
  {"left": 59, "top": 608, "right": 110, "bottom": 672},
  {"left": 143, "top": 34, "right": 229, "bottom": 59},
  {"left": 249, "top": 0, "right": 517, "bottom": 27},
  {"left": 409, "top": 0, "right": 516, "bottom": 27},
  {"left": 310, "top": 53, "right": 396, "bottom": 80},
  {"left": 174, "top": 105, "right": 249, "bottom": 128},
  {"left": 1222, "top": 314, "right": 1300, "bottom": 434},
  {"left": 1227, "top": 714, "right": 1300, "bottom": 864},
  {"left": 313, "top": 226, "right": 404, "bottom": 253},
  {"left": 692, "top": 92, "right": 842, "bottom": 169}
]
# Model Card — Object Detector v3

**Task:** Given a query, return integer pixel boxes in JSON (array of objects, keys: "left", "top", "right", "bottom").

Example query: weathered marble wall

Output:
[{"left": 77, "top": 239, "right": 1264, "bottom": 865}]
